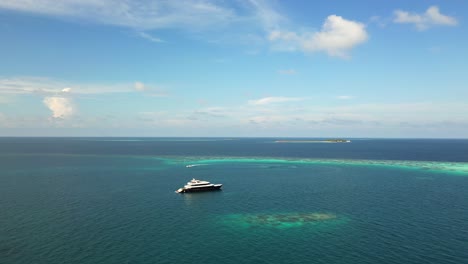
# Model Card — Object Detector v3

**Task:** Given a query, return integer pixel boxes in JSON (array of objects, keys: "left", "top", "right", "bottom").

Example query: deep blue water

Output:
[{"left": 1, "top": 138, "right": 468, "bottom": 264}]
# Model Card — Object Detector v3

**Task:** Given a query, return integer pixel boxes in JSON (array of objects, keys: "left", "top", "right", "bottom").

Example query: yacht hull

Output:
[{"left": 177, "top": 185, "right": 222, "bottom": 193}]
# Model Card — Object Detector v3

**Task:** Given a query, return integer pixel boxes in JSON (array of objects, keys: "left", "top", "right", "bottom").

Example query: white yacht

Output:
[{"left": 176, "top": 178, "right": 222, "bottom": 193}]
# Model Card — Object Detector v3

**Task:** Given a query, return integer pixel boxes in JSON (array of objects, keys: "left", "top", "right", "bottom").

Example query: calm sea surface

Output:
[{"left": 1, "top": 138, "right": 468, "bottom": 264}]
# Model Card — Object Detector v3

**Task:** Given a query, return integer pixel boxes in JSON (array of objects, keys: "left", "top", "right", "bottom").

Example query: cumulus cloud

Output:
[
  {"left": 393, "top": 6, "right": 458, "bottom": 30},
  {"left": 0, "top": 1, "right": 368, "bottom": 58},
  {"left": 43, "top": 97, "right": 74, "bottom": 118},
  {"left": 248, "top": 96, "right": 304, "bottom": 105},
  {"left": 269, "top": 15, "right": 368, "bottom": 57}
]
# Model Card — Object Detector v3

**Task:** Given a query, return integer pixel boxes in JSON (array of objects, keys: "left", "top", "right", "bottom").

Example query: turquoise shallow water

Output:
[
  {"left": 170, "top": 156, "right": 468, "bottom": 176},
  {"left": 1, "top": 138, "right": 468, "bottom": 264}
]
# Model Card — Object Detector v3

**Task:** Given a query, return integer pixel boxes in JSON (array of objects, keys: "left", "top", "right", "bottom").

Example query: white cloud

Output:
[
  {"left": 246, "top": 0, "right": 285, "bottom": 30},
  {"left": 237, "top": 101, "right": 468, "bottom": 129},
  {"left": 192, "top": 107, "right": 227, "bottom": 117},
  {"left": 0, "top": 77, "right": 156, "bottom": 95},
  {"left": 248, "top": 96, "right": 304, "bottom": 105},
  {"left": 3, "top": 97, "right": 468, "bottom": 137},
  {"left": 43, "top": 97, "right": 74, "bottom": 118},
  {"left": 0, "top": 1, "right": 368, "bottom": 58},
  {"left": 238, "top": 102, "right": 468, "bottom": 137},
  {"left": 134, "top": 81, "right": 168, "bottom": 97},
  {"left": 269, "top": 15, "right": 368, "bottom": 58},
  {"left": 369, "top": 16, "right": 387, "bottom": 28},
  {"left": 138, "top": 32, "right": 164, "bottom": 43},
  {"left": 0, "top": 0, "right": 236, "bottom": 30},
  {"left": 0, "top": 77, "right": 66, "bottom": 94},
  {"left": 0, "top": 0, "right": 290, "bottom": 34},
  {"left": 134, "top": 81, "right": 146, "bottom": 91},
  {"left": 0, "top": 76, "right": 166, "bottom": 120},
  {"left": 394, "top": 6, "right": 458, "bottom": 30},
  {"left": 247, "top": 114, "right": 290, "bottom": 125},
  {"left": 0, "top": 76, "right": 170, "bottom": 117}
]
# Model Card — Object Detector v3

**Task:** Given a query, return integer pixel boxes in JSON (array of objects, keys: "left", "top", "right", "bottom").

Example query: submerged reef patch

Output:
[{"left": 221, "top": 212, "right": 344, "bottom": 229}]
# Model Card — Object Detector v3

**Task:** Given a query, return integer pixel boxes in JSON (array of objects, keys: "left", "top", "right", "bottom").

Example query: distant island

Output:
[{"left": 274, "top": 139, "right": 351, "bottom": 143}]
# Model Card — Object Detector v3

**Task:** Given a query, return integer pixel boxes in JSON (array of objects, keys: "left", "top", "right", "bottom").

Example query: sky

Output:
[{"left": 0, "top": 0, "right": 467, "bottom": 138}]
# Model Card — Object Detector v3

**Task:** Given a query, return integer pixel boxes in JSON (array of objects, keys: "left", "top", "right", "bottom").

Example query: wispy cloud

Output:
[
  {"left": 248, "top": 96, "right": 304, "bottom": 105},
  {"left": 277, "top": 69, "right": 296, "bottom": 75},
  {"left": 246, "top": 0, "right": 285, "bottom": 30},
  {"left": 393, "top": 6, "right": 458, "bottom": 30},
  {"left": 0, "top": 0, "right": 237, "bottom": 30},
  {"left": 268, "top": 15, "right": 368, "bottom": 58},
  {"left": 134, "top": 81, "right": 168, "bottom": 97},
  {"left": 0, "top": 77, "right": 168, "bottom": 119},
  {"left": 3, "top": 97, "right": 468, "bottom": 137},
  {"left": 0, "top": 1, "right": 369, "bottom": 58},
  {"left": 189, "top": 107, "right": 228, "bottom": 120},
  {"left": 369, "top": 15, "right": 388, "bottom": 28},
  {"left": 237, "top": 102, "right": 468, "bottom": 135},
  {"left": 138, "top": 32, "right": 164, "bottom": 43},
  {"left": 0, "top": 77, "right": 67, "bottom": 95},
  {"left": 0, "top": 76, "right": 163, "bottom": 95}
]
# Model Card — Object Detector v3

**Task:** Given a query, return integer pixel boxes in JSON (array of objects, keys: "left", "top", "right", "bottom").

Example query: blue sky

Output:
[{"left": 0, "top": 0, "right": 467, "bottom": 137}]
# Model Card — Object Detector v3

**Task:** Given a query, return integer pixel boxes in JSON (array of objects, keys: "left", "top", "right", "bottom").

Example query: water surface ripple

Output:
[{"left": 1, "top": 138, "right": 468, "bottom": 264}]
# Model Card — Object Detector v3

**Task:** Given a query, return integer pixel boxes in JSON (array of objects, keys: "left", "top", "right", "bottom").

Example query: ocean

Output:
[{"left": 1, "top": 138, "right": 468, "bottom": 264}]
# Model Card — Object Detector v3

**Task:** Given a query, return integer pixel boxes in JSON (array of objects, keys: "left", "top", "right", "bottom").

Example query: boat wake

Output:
[{"left": 185, "top": 164, "right": 208, "bottom": 168}]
